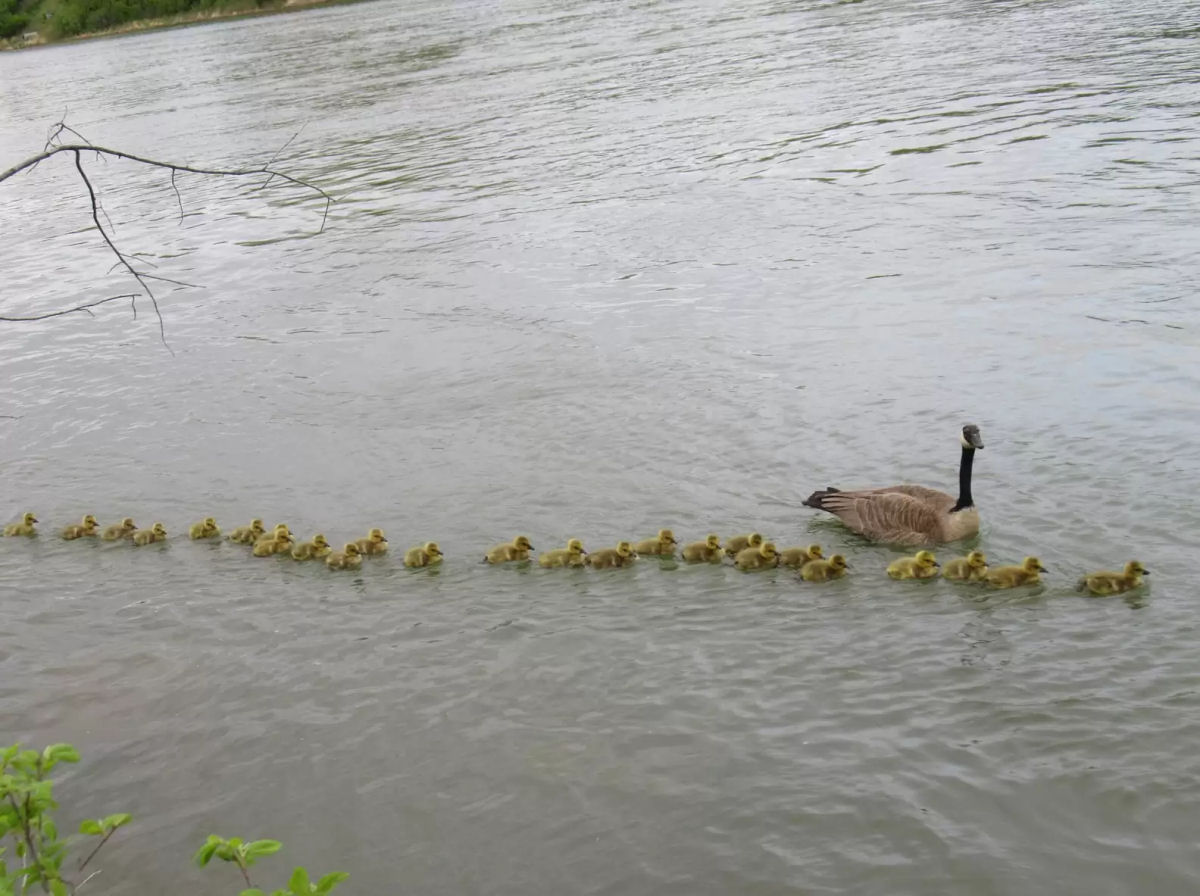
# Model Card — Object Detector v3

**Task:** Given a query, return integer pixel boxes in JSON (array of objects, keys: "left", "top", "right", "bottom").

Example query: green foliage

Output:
[
  {"left": 0, "top": 0, "right": 30, "bottom": 40},
  {"left": 44, "top": 0, "right": 282, "bottom": 37},
  {"left": 0, "top": 742, "right": 127, "bottom": 895},
  {"left": 195, "top": 834, "right": 347, "bottom": 896}
]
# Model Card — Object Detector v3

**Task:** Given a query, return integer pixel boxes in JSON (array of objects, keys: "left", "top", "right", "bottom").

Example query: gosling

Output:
[
  {"left": 252, "top": 532, "right": 294, "bottom": 557},
  {"left": 131, "top": 522, "right": 167, "bottom": 546},
  {"left": 1077, "top": 560, "right": 1148, "bottom": 596},
  {"left": 680, "top": 534, "right": 723, "bottom": 563},
  {"left": 800, "top": 554, "right": 849, "bottom": 582},
  {"left": 101, "top": 518, "right": 137, "bottom": 541},
  {"left": 539, "top": 539, "right": 587, "bottom": 568},
  {"left": 986, "top": 556, "right": 1046, "bottom": 588},
  {"left": 778, "top": 544, "right": 823, "bottom": 569},
  {"left": 3, "top": 512, "right": 38, "bottom": 537},
  {"left": 61, "top": 515, "right": 99, "bottom": 540},
  {"left": 587, "top": 541, "right": 636, "bottom": 569},
  {"left": 725, "top": 532, "right": 763, "bottom": 558},
  {"left": 942, "top": 550, "right": 988, "bottom": 582},
  {"left": 485, "top": 535, "right": 534, "bottom": 564},
  {"left": 188, "top": 517, "right": 220, "bottom": 540},
  {"left": 735, "top": 540, "right": 780, "bottom": 571},
  {"left": 632, "top": 529, "right": 677, "bottom": 557},
  {"left": 887, "top": 550, "right": 941, "bottom": 580},
  {"left": 355, "top": 529, "right": 389, "bottom": 556},
  {"left": 326, "top": 543, "right": 363, "bottom": 571},
  {"left": 291, "top": 534, "right": 332, "bottom": 561},
  {"left": 404, "top": 541, "right": 444, "bottom": 568},
  {"left": 228, "top": 519, "right": 266, "bottom": 544}
]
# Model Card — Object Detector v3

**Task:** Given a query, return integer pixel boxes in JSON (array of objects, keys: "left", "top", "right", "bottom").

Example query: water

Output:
[{"left": 2, "top": 0, "right": 1199, "bottom": 892}]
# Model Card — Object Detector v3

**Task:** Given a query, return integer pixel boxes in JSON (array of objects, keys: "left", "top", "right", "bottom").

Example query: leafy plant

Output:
[
  {"left": 0, "top": 742, "right": 130, "bottom": 895},
  {"left": 194, "top": 835, "right": 348, "bottom": 896}
]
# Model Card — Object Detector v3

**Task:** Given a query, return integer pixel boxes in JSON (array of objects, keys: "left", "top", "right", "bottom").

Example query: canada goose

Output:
[
  {"left": 800, "top": 554, "right": 849, "bottom": 582},
  {"left": 3, "top": 512, "right": 38, "bottom": 537},
  {"left": 986, "top": 556, "right": 1046, "bottom": 588},
  {"left": 1077, "top": 561, "right": 1148, "bottom": 596},
  {"left": 778, "top": 544, "right": 824, "bottom": 569},
  {"left": 405, "top": 541, "right": 444, "bottom": 568},
  {"left": 484, "top": 535, "right": 535, "bottom": 564},
  {"left": 587, "top": 541, "right": 636, "bottom": 569},
  {"left": 803, "top": 423, "right": 984, "bottom": 545},
  {"left": 188, "top": 518, "right": 220, "bottom": 539},
  {"left": 355, "top": 529, "right": 388, "bottom": 556},
  {"left": 131, "top": 522, "right": 167, "bottom": 546},
  {"left": 887, "top": 550, "right": 940, "bottom": 580},
  {"left": 632, "top": 529, "right": 676, "bottom": 557},
  {"left": 681, "top": 534, "right": 723, "bottom": 563},
  {"left": 326, "top": 543, "right": 363, "bottom": 571},
  {"left": 943, "top": 550, "right": 988, "bottom": 582},
  {"left": 253, "top": 532, "right": 294, "bottom": 557},
  {"left": 735, "top": 541, "right": 780, "bottom": 571},
  {"left": 291, "top": 534, "right": 332, "bottom": 560},
  {"left": 61, "top": 515, "right": 98, "bottom": 540},
  {"left": 539, "top": 539, "right": 587, "bottom": 568},
  {"left": 725, "top": 532, "right": 763, "bottom": 558},
  {"left": 101, "top": 518, "right": 137, "bottom": 541},
  {"left": 228, "top": 519, "right": 266, "bottom": 544}
]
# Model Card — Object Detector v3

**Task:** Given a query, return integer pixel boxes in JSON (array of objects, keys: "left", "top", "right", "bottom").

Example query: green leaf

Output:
[
  {"left": 50, "top": 879, "right": 68, "bottom": 896},
  {"left": 79, "top": 819, "right": 103, "bottom": 836},
  {"left": 40, "top": 745, "right": 79, "bottom": 771},
  {"left": 239, "top": 890, "right": 266, "bottom": 896},
  {"left": 194, "top": 838, "right": 221, "bottom": 867},
  {"left": 103, "top": 813, "right": 132, "bottom": 830},
  {"left": 42, "top": 819, "right": 57, "bottom": 841},
  {"left": 315, "top": 871, "right": 349, "bottom": 895},
  {"left": 288, "top": 866, "right": 311, "bottom": 893},
  {"left": 243, "top": 840, "right": 282, "bottom": 861}
]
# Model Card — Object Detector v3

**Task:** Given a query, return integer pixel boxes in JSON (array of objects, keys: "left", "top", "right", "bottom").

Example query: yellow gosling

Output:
[
  {"left": 101, "top": 517, "right": 137, "bottom": 541},
  {"left": 887, "top": 550, "right": 941, "bottom": 580},
  {"left": 800, "top": 554, "right": 849, "bottom": 582},
  {"left": 326, "top": 543, "right": 363, "bottom": 571},
  {"left": 632, "top": 529, "right": 677, "bottom": 557},
  {"left": 485, "top": 535, "right": 534, "bottom": 564},
  {"left": 1077, "top": 560, "right": 1148, "bottom": 596},
  {"left": 291, "top": 534, "right": 332, "bottom": 561},
  {"left": 724, "top": 532, "right": 763, "bottom": 558},
  {"left": 61, "top": 515, "right": 99, "bottom": 540},
  {"left": 188, "top": 517, "right": 220, "bottom": 540},
  {"left": 131, "top": 522, "right": 167, "bottom": 546},
  {"left": 735, "top": 540, "right": 780, "bottom": 571},
  {"left": 228, "top": 519, "right": 266, "bottom": 544},
  {"left": 986, "top": 556, "right": 1046, "bottom": 589},
  {"left": 3, "top": 512, "right": 38, "bottom": 537},
  {"left": 404, "top": 541, "right": 444, "bottom": 568},
  {"left": 252, "top": 532, "right": 293, "bottom": 557},
  {"left": 942, "top": 550, "right": 988, "bottom": 582},
  {"left": 539, "top": 539, "right": 587, "bottom": 568},
  {"left": 680, "top": 534, "right": 723, "bottom": 563},
  {"left": 778, "top": 544, "right": 823, "bottom": 569},
  {"left": 587, "top": 541, "right": 636, "bottom": 569},
  {"left": 355, "top": 529, "right": 389, "bottom": 556}
]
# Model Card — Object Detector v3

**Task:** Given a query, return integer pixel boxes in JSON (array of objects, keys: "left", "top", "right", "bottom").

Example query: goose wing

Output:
[
  {"left": 860, "top": 484, "right": 956, "bottom": 510},
  {"left": 812, "top": 491, "right": 943, "bottom": 545}
]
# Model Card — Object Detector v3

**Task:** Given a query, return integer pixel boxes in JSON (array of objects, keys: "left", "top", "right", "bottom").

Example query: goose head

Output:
[
  {"left": 151, "top": 522, "right": 167, "bottom": 537},
  {"left": 705, "top": 534, "right": 720, "bottom": 549},
  {"left": 967, "top": 550, "right": 987, "bottom": 570},
  {"left": 82, "top": 514, "right": 98, "bottom": 528},
  {"left": 806, "top": 544, "right": 824, "bottom": 559},
  {"left": 345, "top": 543, "right": 361, "bottom": 557},
  {"left": 759, "top": 541, "right": 778, "bottom": 559},
  {"left": 829, "top": 554, "right": 849, "bottom": 571},
  {"left": 747, "top": 532, "right": 763, "bottom": 548},
  {"left": 616, "top": 541, "right": 634, "bottom": 558},
  {"left": 514, "top": 535, "right": 534, "bottom": 550},
  {"left": 1125, "top": 560, "right": 1148, "bottom": 578},
  {"left": 313, "top": 534, "right": 330, "bottom": 548},
  {"left": 424, "top": 541, "right": 442, "bottom": 558},
  {"left": 960, "top": 423, "right": 984, "bottom": 450},
  {"left": 915, "top": 550, "right": 940, "bottom": 571},
  {"left": 1022, "top": 556, "right": 1047, "bottom": 573},
  {"left": 21, "top": 512, "right": 37, "bottom": 525},
  {"left": 566, "top": 538, "right": 585, "bottom": 555},
  {"left": 658, "top": 529, "right": 676, "bottom": 544}
]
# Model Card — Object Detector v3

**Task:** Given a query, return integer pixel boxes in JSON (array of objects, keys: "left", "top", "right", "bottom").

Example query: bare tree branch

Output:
[{"left": 0, "top": 123, "right": 333, "bottom": 351}]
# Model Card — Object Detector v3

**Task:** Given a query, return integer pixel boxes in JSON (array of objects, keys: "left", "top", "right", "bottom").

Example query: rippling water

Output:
[{"left": 2, "top": 0, "right": 1199, "bottom": 892}]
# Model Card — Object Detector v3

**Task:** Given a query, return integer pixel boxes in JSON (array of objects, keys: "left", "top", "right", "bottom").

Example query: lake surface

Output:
[{"left": 2, "top": 0, "right": 1199, "bottom": 892}]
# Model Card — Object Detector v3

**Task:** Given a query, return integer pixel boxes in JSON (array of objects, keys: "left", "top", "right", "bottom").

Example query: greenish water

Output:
[{"left": 1, "top": 0, "right": 1199, "bottom": 892}]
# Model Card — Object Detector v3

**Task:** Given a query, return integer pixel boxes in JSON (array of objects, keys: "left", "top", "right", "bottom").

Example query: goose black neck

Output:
[{"left": 952, "top": 447, "right": 975, "bottom": 512}]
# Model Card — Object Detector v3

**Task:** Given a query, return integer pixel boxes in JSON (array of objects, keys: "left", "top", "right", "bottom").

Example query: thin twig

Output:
[
  {"left": 234, "top": 856, "right": 253, "bottom": 890},
  {"left": 0, "top": 293, "right": 137, "bottom": 321},
  {"left": 77, "top": 829, "right": 116, "bottom": 874}
]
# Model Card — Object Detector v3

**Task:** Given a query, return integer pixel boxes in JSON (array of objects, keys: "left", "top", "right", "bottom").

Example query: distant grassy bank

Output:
[{"left": 1, "top": 0, "right": 366, "bottom": 49}]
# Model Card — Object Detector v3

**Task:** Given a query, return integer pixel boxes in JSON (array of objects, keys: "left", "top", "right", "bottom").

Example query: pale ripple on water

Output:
[{"left": 2, "top": 0, "right": 1200, "bottom": 893}]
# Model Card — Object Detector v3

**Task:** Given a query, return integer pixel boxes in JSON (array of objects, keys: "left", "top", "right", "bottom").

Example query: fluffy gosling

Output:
[
  {"left": 680, "top": 534, "right": 723, "bottom": 563},
  {"left": 587, "top": 541, "right": 636, "bottom": 569},
  {"left": 539, "top": 539, "right": 587, "bottom": 568},
  {"left": 291, "top": 534, "right": 332, "bottom": 561},
  {"left": 800, "top": 554, "right": 849, "bottom": 582},
  {"left": 484, "top": 535, "right": 534, "bottom": 564},
  {"left": 3, "top": 512, "right": 38, "bottom": 537},
  {"left": 725, "top": 532, "right": 763, "bottom": 558},
  {"left": 326, "top": 543, "right": 363, "bottom": 571},
  {"left": 252, "top": 532, "right": 293, "bottom": 557},
  {"left": 778, "top": 544, "right": 823, "bottom": 569},
  {"left": 101, "top": 518, "right": 137, "bottom": 541},
  {"left": 131, "top": 522, "right": 167, "bottom": 546},
  {"left": 1077, "top": 560, "right": 1148, "bottom": 596},
  {"left": 61, "top": 515, "right": 99, "bottom": 540},
  {"left": 986, "top": 556, "right": 1046, "bottom": 588},
  {"left": 188, "top": 517, "right": 220, "bottom": 540},
  {"left": 228, "top": 519, "right": 266, "bottom": 544},
  {"left": 735, "top": 540, "right": 780, "bottom": 571},
  {"left": 632, "top": 529, "right": 676, "bottom": 557},
  {"left": 942, "top": 550, "right": 988, "bottom": 582},
  {"left": 887, "top": 550, "right": 940, "bottom": 580},
  {"left": 355, "top": 529, "right": 389, "bottom": 556},
  {"left": 404, "top": 541, "right": 444, "bottom": 568}
]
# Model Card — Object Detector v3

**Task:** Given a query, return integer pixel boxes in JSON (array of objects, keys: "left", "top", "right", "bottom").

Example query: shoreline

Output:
[{"left": 1, "top": 0, "right": 369, "bottom": 52}]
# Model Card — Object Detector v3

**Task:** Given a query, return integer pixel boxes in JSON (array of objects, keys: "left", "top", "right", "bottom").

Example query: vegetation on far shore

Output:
[{"left": 1, "top": 0, "right": 354, "bottom": 48}]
